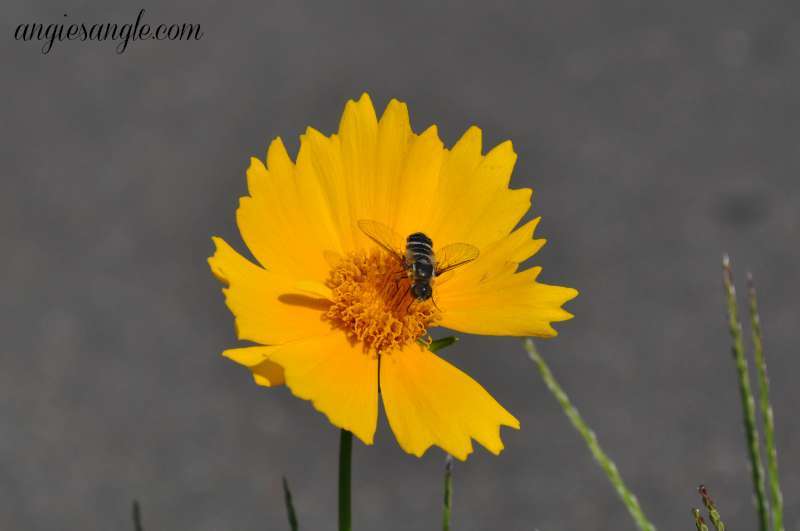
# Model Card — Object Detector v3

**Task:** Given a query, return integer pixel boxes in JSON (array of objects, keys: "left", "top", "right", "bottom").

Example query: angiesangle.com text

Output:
[{"left": 14, "top": 9, "right": 203, "bottom": 54}]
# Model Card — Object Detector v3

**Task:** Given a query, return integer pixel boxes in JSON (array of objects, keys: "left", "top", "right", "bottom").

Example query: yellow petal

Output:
[
  {"left": 222, "top": 346, "right": 286, "bottom": 387},
  {"left": 436, "top": 218, "right": 545, "bottom": 290},
  {"left": 294, "top": 280, "right": 333, "bottom": 300},
  {"left": 380, "top": 343, "right": 519, "bottom": 460},
  {"left": 426, "top": 132, "right": 531, "bottom": 249},
  {"left": 339, "top": 94, "right": 379, "bottom": 241},
  {"left": 290, "top": 94, "right": 384, "bottom": 255},
  {"left": 208, "top": 237, "right": 332, "bottom": 345},
  {"left": 252, "top": 360, "right": 286, "bottom": 387},
  {"left": 374, "top": 99, "right": 412, "bottom": 225},
  {"left": 437, "top": 266, "right": 578, "bottom": 337},
  {"left": 223, "top": 345, "right": 271, "bottom": 366},
  {"left": 391, "top": 125, "right": 445, "bottom": 238},
  {"left": 236, "top": 139, "right": 334, "bottom": 281},
  {"left": 266, "top": 333, "right": 379, "bottom": 445}
]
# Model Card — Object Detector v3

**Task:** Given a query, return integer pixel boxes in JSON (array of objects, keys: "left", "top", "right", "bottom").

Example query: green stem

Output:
[
  {"left": 748, "top": 273, "right": 784, "bottom": 531},
  {"left": 282, "top": 477, "right": 299, "bottom": 531},
  {"left": 442, "top": 455, "right": 453, "bottom": 531},
  {"left": 339, "top": 429, "right": 352, "bottom": 531},
  {"left": 722, "top": 257, "right": 769, "bottom": 531},
  {"left": 525, "top": 339, "right": 656, "bottom": 531}
]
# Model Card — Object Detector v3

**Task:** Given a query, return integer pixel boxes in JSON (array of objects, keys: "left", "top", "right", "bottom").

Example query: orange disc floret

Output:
[{"left": 325, "top": 251, "right": 440, "bottom": 354}]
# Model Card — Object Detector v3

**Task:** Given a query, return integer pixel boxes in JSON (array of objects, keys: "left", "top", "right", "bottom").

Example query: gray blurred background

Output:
[{"left": 3, "top": 1, "right": 799, "bottom": 529}]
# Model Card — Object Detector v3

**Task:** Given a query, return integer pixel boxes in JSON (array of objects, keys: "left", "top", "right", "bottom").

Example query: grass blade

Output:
[
  {"left": 524, "top": 339, "right": 656, "bottom": 531},
  {"left": 442, "top": 455, "right": 453, "bottom": 531},
  {"left": 747, "top": 273, "right": 784, "bottom": 531},
  {"left": 282, "top": 477, "right": 299, "bottom": 531},
  {"left": 132, "top": 500, "right": 143, "bottom": 531},
  {"left": 722, "top": 256, "right": 769, "bottom": 531}
]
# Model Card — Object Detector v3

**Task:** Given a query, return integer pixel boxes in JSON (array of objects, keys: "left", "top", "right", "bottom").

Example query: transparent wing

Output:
[
  {"left": 435, "top": 242, "right": 480, "bottom": 275},
  {"left": 357, "top": 219, "right": 405, "bottom": 261}
]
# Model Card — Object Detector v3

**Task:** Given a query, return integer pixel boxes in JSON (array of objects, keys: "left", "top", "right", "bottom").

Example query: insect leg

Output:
[
  {"left": 405, "top": 286, "right": 416, "bottom": 314},
  {"left": 390, "top": 267, "right": 410, "bottom": 298}
]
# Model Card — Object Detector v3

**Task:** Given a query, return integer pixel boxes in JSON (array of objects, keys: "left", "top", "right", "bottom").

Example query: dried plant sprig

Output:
[
  {"left": 722, "top": 255, "right": 769, "bottom": 531},
  {"left": 442, "top": 455, "right": 453, "bottom": 531},
  {"left": 524, "top": 339, "right": 656, "bottom": 531},
  {"left": 698, "top": 485, "right": 726, "bottom": 531},
  {"left": 282, "top": 477, "right": 299, "bottom": 531},
  {"left": 747, "top": 274, "right": 784, "bottom": 531},
  {"left": 693, "top": 508, "right": 710, "bottom": 531}
]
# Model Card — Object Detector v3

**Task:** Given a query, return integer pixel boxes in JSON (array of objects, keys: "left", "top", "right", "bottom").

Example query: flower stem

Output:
[
  {"left": 339, "top": 429, "right": 352, "bottom": 531},
  {"left": 722, "top": 256, "right": 769, "bottom": 531},
  {"left": 442, "top": 455, "right": 453, "bottom": 531},
  {"left": 525, "top": 339, "right": 656, "bottom": 531}
]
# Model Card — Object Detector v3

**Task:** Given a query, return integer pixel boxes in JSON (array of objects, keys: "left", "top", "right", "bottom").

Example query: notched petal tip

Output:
[
  {"left": 356, "top": 91, "right": 374, "bottom": 106},
  {"left": 222, "top": 346, "right": 270, "bottom": 367},
  {"left": 381, "top": 345, "right": 518, "bottom": 461},
  {"left": 379, "top": 98, "right": 412, "bottom": 135},
  {"left": 505, "top": 414, "right": 522, "bottom": 430},
  {"left": 420, "top": 124, "right": 440, "bottom": 139},
  {"left": 266, "top": 136, "right": 293, "bottom": 170},
  {"left": 300, "top": 393, "right": 376, "bottom": 446},
  {"left": 268, "top": 335, "right": 379, "bottom": 446},
  {"left": 340, "top": 94, "right": 378, "bottom": 132},
  {"left": 448, "top": 446, "right": 474, "bottom": 462},
  {"left": 455, "top": 125, "right": 483, "bottom": 152},
  {"left": 563, "top": 286, "right": 580, "bottom": 301},
  {"left": 384, "top": 97, "right": 408, "bottom": 111},
  {"left": 488, "top": 138, "right": 516, "bottom": 158},
  {"left": 208, "top": 236, "right": 232, "bottom": 285},
  {"left": 247, "top": 155, "right": 265, "bottom": 171}
]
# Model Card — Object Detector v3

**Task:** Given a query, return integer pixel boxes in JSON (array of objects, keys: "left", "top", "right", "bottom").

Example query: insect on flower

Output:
[
  {"left": 357, "top": 219, "right": 479, "bottom": 306},
  {"left": 209, "top": 93, "right": 578, "bottom": 460}
]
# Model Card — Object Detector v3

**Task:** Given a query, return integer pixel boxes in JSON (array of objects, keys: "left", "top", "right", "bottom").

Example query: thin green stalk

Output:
[
  {"left": 722, "top": 256, "right": 769, "bottom": 531},
  {"left": 524, "top": 339, "right": 656, "bottom": 531},
  {"left": 282, "top": 477, "right": 299, "bottom": 531},
  {"left": 339, "top": 429, "right": 352, "bottom": 531},
  {"left": 442, "top": 455, "right": 453, "bottom": 531},
  {"left": 748, "top": 273, "right": 784, "bottom": 531},
  {"left": 132, "top": 500, "right": 143, "bottom": 531}
]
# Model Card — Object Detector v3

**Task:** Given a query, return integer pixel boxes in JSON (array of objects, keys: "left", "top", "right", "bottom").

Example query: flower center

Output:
[{"left": 325, "top": 251, "right": 440, "bottom": 354}]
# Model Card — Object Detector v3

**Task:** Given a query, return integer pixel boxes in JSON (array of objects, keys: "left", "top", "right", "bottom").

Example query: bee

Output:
[{"left": 357, "top": 219, "right": 479, "bottom": 302}]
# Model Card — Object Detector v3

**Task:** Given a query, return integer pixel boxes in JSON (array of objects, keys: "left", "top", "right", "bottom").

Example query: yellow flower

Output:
[{"left": 209, "top": 94, "right": 577, "bottom": 460}]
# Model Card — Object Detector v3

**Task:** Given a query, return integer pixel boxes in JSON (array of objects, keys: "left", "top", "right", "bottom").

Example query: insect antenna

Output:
[{"left": 430, "top": 293, "right": 442, "bottom": 312}]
